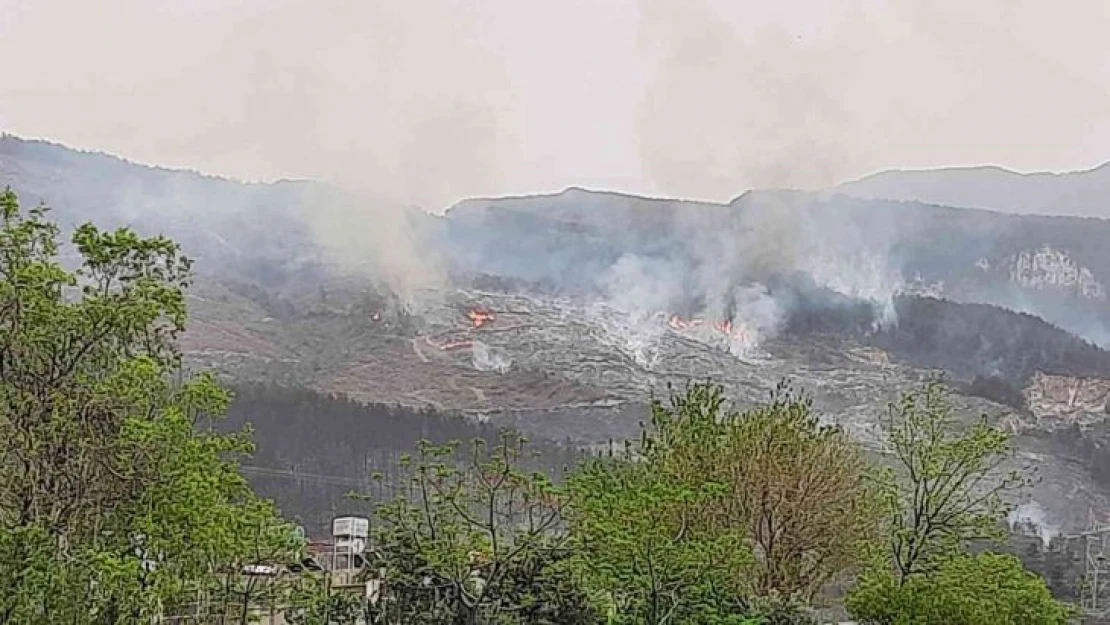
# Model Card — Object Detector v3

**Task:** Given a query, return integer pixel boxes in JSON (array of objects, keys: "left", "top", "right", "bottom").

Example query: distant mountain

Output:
[
  {"left": 0, "top": 134, "right": 402, "bottom": 287},
  {"left": 8, "top": 134, "right": 1110, "bottom": 345},
  {"left": 0, "top": 135, "right": 330, "bottom": 282},
  {"left": 10, "top": 135, "right": 1110, "bottom": 534},
  {"left": 835, "top": 162, "right": 1110, "bottom": 217},
  {"left": 446, "top": 187, "right": 1110, "bottom": 346}
]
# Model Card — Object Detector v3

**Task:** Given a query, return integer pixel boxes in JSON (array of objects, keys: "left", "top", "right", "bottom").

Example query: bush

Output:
[
  {"left": 846, "top": 552, "right": 1072, "bottom": 625},
  {"left": 741, "top": 594, "right": 818, "bottom": 625}
]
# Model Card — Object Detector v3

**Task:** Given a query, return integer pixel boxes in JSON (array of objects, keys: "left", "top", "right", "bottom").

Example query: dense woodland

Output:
[
  {"left": 877, "top": 297, "right": 1110, "bottom": 386},
  {"left": 224, "top": 385, "right": 581, "bottom": 535},
  {"left": 785, "top": 293, "right": 1110, "bottom": 409}
]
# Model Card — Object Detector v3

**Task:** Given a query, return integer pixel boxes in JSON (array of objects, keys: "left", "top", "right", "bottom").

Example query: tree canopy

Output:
[
  {"left": 0, "top": 188, "right": 300, "bottom": 622},
  {"left": 847, "top": 552, "right": 1072, "bottom": 625},
  {"left": 0, "top": 188, "right": 1079, "bottom": 624},
  {"left": 847, "top": 382, "right": 1070, "bottom": 625}
]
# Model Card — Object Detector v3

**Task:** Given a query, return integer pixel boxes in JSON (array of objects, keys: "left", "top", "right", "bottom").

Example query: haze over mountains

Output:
[
  {"left": 7, "top": 133, "right": 1110, "bottom": 537},
  {"left": 836, "top": 161, "right": 1110, "bottom": 217},
  {"left": 8, "top": 133, "right": 1110, "bottom": 351},
  {"left": 8, "top": 132, "right": 1110, "bottom": 366}
]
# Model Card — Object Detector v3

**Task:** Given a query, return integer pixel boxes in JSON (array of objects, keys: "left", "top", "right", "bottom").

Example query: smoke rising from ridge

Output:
[
  {"left": 5, "top": 0, "right": 1110, "bottom": 323},
  {"left": 445, "top": 189, "right": 907, "bottom": 362},
  {"left": 4, "top": 0, "right": 1110, "bottom": 210},
  {"left": 299, "top": 186, "right": 447, "bottom": 310}
]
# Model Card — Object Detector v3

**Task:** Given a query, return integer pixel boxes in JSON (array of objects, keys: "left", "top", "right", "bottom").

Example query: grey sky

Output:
[{"left": 2, "top": 0, "right": 1109, "bottom": 209}]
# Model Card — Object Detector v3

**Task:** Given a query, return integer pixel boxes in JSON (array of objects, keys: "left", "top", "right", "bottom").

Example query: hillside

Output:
[
  {"left": 6, "top": 136, "right": 1110, "bottom": 534},
  {"left": 446, "top": 187, "right": 1110, "bottom": 346},
  {"left": 835, "top": 162, "right": 1110, "bottom": 217},
  {"left": 223, "top": 384, "right": 580, "bottom": 535}
]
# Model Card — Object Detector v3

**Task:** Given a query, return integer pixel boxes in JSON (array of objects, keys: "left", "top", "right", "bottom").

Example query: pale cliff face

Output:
[
  {"left": 1024, "top": 371, "right": 1110, "bottom": 426},
  {"left": 1008, "top": 246, "right": 1106, "bottom": 301}
]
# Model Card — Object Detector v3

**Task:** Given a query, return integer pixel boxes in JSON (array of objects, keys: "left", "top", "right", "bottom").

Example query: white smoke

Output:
[
  {"left": 724, "top": 283, "right": 781, "bottom": 359},
  {"left": 1008, "top": 501, "right": 1060, "bottom": 548},
  {"left": 591, "top": 196, "right": 905, "bottom": 363},
  {"left": 471, "top": 340, "right": 513, "bottom": 374},
  {"left": 800, "top": 247, "right": 903, "bottom": 328},
  {"left": 601, "top": 254, "right": 683, "bottom": 313},
  {"left": 585, "top": 302, "right": 665, "bottom": 370}
]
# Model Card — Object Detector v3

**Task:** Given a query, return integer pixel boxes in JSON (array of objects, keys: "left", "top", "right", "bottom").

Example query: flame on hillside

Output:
[
  {"left": 666, "top": 313, "right": 760, "bottom": 357},
  {"left": 667, "top": 314, "right": 703, "bottom": 330},
  {"left": 426, "top": 337, "right": 473, "bottom": 351},
  {"left": 667, "top": 314, "right": 744, "bottom": 337},
  {"left": 717, "top": 319, "right": 754, "bottom": 343},
  {"left": 467, "top": 307, "right": 495, "bottom": 329}
]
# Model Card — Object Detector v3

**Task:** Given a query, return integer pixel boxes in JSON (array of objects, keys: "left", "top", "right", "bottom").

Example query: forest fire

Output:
[
  {"left": 467, "top": 307, "right": 495, "bottom": 329},
  {"left": 725, "top": 322, "right": 754, "bottom": 345},
  {"left": 667, "top": 314, "right": 738, "bottom": 335},
  {"left": 667, "top": 314, "right": 755, "bottom": 349},
  {"left": 717, "top": 318, "right": 755, "bottom": 345},
  {"left": 426, "top": 337, "right": 474, "bottom": 351},
  {"left": 667, "top": 314, "right": 703, "bottom": 330}
]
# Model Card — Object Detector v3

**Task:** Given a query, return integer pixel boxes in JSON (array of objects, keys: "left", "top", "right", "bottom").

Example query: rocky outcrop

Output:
[
  {"left": 1009, "top": 246, "right": 1106, "bottom": 300},
  {"left": 1025, "top": 371, "right": 1110, "bottom": 427}
]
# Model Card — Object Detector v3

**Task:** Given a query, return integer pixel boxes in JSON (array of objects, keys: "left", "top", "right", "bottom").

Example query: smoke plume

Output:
[
  {"left": 579, "top": 189, "right": 904, "bottom": 358},
  {"left": 472, "top": 341, "right": 513, "bottom": 374},
  {"left": 1008, "top": 501, "right": 1061, "bottom": 548}
]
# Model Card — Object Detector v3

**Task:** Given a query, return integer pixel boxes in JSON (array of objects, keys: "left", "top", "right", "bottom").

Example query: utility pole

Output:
[{"left": 1073, "top": 508, "right": 1110, "bottom": 613}]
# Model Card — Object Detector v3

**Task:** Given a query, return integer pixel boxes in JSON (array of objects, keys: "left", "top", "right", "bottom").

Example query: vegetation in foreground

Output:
[{"left": 0, "top": 189, "right": 1075, "bottom": 623}]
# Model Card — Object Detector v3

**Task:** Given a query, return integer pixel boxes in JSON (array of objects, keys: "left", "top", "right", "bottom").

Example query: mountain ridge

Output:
[
  {"left": 9, "top": 132, "right": 1110, "bottom": 219},
  {"left": 836, "top": 160, "right": 1110, "bottom": 217},
  {"left": 7, "top": 134, "right": 1110, "bottom": 534}
]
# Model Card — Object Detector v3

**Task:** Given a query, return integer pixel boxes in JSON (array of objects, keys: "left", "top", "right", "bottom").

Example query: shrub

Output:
[{"left": 846, "top": 552, "right": 1072, "bottom": 625}]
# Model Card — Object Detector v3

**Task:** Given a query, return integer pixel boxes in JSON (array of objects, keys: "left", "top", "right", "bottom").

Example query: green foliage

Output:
[
  {"left": 363, "top": 431, "right": 591, "bottom": 624},
  {"left": 846, "top": 552, "right": 1073, "bottom": 625},
  {"left": 739, "top": 594, "right": 818, "bottom": 625},
  {"left": 0, "top": 185, "right": 1067, "bottom": 622},
  {"left": 847, "top": 382, "right": 1066, "bottom": 625},
  {"left": 880, "top": 381, "right": 1030, "bottom": 582},
  {"left": 646, "top": 381, "right": 879, "bottom": 599},
  {"left": 568, "top": 454, "right": 751, "bottom": 624},
  {"left": 285, "top": 573, "right": 366, "bottom": 625},
  {"left": 0, "top": 189, "right": 301, "bottom": 622},
  {"left": 567, "top": 382, "right": 877, "bottom": 623}
]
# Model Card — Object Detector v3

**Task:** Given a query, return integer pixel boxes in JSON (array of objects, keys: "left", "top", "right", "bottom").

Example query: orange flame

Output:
[
  {"left": 668, "top": 312, "right": 756, "bottom": 351},
  {"left": 667, "top": 315, "right": 703, "bottom": 330},
  {"left": 426, "top": 337, "right": 473, "bottom": 351},
  {"left": 467, "top": 308, "right": 495, "bottom": 329},
  {"left": 722, "top": 320, "right": 755, "bottom": 347}
]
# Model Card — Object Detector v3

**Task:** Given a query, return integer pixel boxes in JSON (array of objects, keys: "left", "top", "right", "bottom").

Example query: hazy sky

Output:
[{"left": 2, "top": 0, "right": 1109, "bottom": 209}]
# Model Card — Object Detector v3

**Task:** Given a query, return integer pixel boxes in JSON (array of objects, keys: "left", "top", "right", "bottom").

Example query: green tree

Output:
[
  {"left": 847, "top": 552, "right": 1072, "bottom": 625},
  {"left": 363, "top": 431, "right": 589, "bottom": 625},
  {"left": 567, "top": 382, "right": 871, "bottom": 623},
  {"left": 847, "top": 382, "right": 1068, "bottom": 624},
  {"left": 880, "top": 381, "right": 1030, "bottom": 582},
  {"left": 568, "top": 451, "right": 752, "bottom": 624},
  {"left": 647, "top": 382, "right": 879, "bottom": 599},
  {"left": 0, "top": 189, "right": 300, "bottom": 622},
  {"left": 209, "top": 499, "right": 305, "bottom": 623},
  {"left": 285, "top": 572, "right": 365, "bottom": 625}
]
